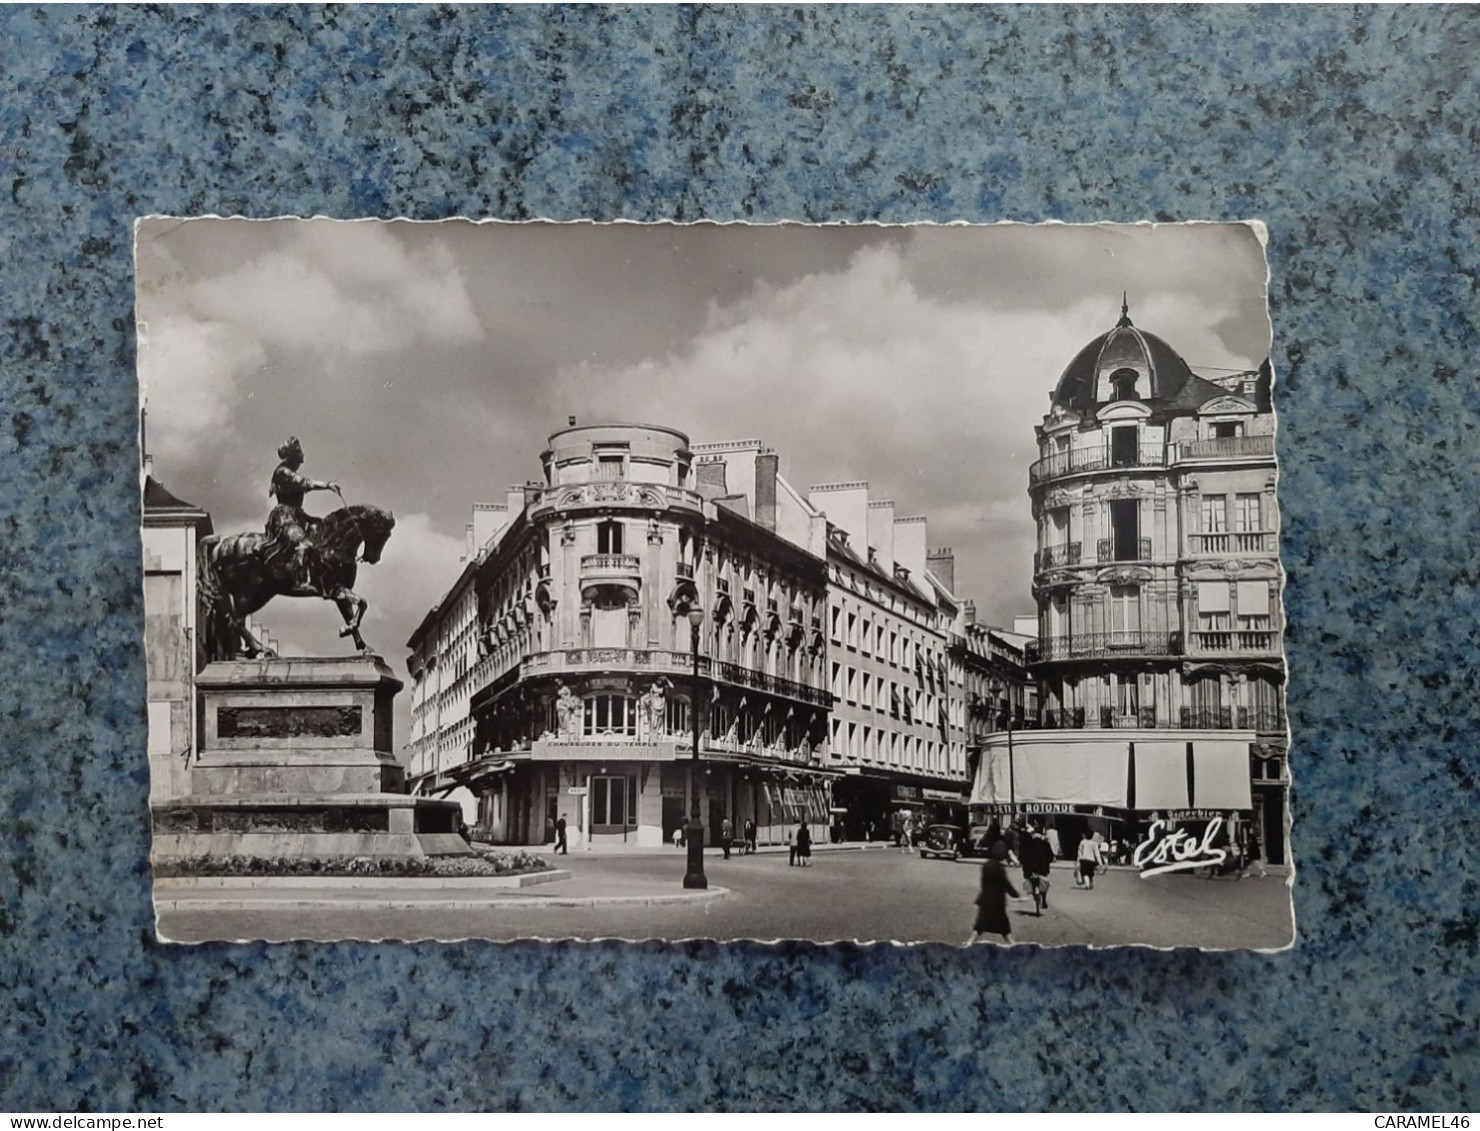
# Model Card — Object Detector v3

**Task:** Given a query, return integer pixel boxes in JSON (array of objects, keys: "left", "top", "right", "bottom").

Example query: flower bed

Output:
[{"left": 155, "top": 848, "right": 552, "bottom": 879}]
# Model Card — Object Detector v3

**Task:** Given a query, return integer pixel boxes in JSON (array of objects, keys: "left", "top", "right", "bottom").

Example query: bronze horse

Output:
[{"left": 197, "top": 504, "right": 395, "bottom": 661}]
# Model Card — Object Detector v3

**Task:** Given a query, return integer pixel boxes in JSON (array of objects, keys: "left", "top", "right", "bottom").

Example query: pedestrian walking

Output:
[
  {"left": 1019, "top": 824, "right": 1054, "bottom": 915},
  {"left": 1045, "top": 823, "right": 1062, "bottom": 861},
  {"left": 967, "top": 841, "right": 1020, "bottom": 945},
  {"left": 787, "top": 825, "right": 797, "bottom": 866},
  {"left": 743, "top": 817, "right": 757, "bottom": 855},
  {"left": 721, "top": 817, "right": 733, "bottom": 859},
  {"left": 555, "top": 813, "right": 569, "bottom": 855},
  {"left": 796, "top": 820, "right": 812, "bottom": 867},
  {"left": 1076, "top": 829, "right": 1103, "bottom": 889}
]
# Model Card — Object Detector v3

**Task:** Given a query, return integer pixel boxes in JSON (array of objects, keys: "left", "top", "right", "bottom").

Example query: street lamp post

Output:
[{"left": 683, "top": 604, "right": 708, "bottom": 889}]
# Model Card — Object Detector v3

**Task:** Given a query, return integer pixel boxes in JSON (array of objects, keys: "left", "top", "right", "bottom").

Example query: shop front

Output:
[{"left": 969, "top": 729, "right": 1273, "bottom": 869}]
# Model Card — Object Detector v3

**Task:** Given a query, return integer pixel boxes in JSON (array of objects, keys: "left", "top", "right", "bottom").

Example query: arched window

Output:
[{"left": 1109, "top": 368, "right": 1139, "bottom": 401}]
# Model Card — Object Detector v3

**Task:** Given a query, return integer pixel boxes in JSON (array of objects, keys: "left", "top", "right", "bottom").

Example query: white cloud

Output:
[
  {"left": 138, "top": 314, "right": 266, "bottom": 463},
  {"left": 187, "top": 222, "right": 484, "bottom": 361}
]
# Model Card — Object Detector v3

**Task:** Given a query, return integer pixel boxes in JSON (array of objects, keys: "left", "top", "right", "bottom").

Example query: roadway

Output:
[{"left": 157, "top": 845, "right": 1295, "bottom": 949}]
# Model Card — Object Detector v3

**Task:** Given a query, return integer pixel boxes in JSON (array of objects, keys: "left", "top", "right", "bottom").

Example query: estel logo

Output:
[{"left": 1132, "top": 816, "right": 1228, "bottom": 879}]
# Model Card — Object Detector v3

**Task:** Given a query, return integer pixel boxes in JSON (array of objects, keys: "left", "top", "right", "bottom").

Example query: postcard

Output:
[{"left": 138, "top": 217, "right": 1293, "bottom": 948}]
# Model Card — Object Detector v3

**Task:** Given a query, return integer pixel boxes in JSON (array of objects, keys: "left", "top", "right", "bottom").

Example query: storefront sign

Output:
[
  {"left": 891, "top": 785, "right": 921, "bottom": 802},
  {"left": 1133, "top": 816, "right": 1227, "bottom": 878},
  {"left": 976, "top": 802, "right": 1112, "bottom": 816},
  {"left": 922, "top": 788, "right": 964, "bottom": 802},
  {"left": 566, "top": 786, "right": 589, "bottom": 796}
]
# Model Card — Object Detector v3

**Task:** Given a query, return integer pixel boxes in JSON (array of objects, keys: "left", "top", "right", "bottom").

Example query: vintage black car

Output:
[
  {"left": 962, "top": 824, "right": 998, "bottom": 858},
  {"left": 919, "top": 823, "right": 967, "bottom": 860}
]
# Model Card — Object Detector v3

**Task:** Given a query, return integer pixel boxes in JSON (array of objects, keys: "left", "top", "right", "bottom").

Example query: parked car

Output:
[
  {"left": 920, "top": 824, "right": 967, "bottom": 860},
  {"left": 960, "top": 824, "right": 997, "bottom": 858}
]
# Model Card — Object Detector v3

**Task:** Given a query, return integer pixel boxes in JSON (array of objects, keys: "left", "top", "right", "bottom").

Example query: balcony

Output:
[
  {"left": 714, "top": 659, "right": 832, "bottom": 708},
  {"left": 1186, "top": 629, "right": 1279, "bottom": 655},
  {"left": 1095, "top": 536, "right": 1154, "bottom": 563},
  {"left": 1039, "top": 708, "right": 1087, "bottom": 729},
  {"left": 1035, "top": 542, "right": 1083, "bottom": 572},
  {"left": 1182, "top": 706, "right": 1285, "bottom": 731},
  {"left": 1171, "top": 434, "right": 1276, "bottom": 464},
  {"left": 1187, "top": 531, "right": 1278, "bottom": 556},
  {"left": 1028, "top": 631, "right": 1183, "bottom": 663},
  {"left": 1029, "top": 444, "right": 1166, "bottom": 486},
  {"left": 1025, "top": 706, "right": 1284, "bottom": 731}
]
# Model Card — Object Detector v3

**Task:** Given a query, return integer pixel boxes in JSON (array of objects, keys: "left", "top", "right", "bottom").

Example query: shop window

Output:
[{"left": 590, "top": 775, "right": 637, "bottom": 828}]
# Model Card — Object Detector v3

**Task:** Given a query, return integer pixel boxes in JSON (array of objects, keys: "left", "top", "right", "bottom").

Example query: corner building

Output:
[
  {"left": 406, "top": 424, "right": 833, "bottom": 849},
  {"left": 972, "top": 303, "right": 1289, "bottom": 866}
]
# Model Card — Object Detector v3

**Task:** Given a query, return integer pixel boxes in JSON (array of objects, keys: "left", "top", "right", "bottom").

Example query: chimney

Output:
[
  {"left": 755, "top": 451, "right": 779, "bottom": 533},
  {"left": 695, "top": 457, "right": 728, "bottom": 494},
  {"left": 867, "top": 500, "right": 895, "bottom": 573},
  {"left": 893, "top": 516, "right": 928, "bottom": 586},
  {"left": 808, "top": 482, "right": 870, "bottom": 550},
  {"left": 927, "top": 547, "right": 956, "bottom": 595},
  {"left": 568, "top": 415, "right": 577, "bottom": 427}
]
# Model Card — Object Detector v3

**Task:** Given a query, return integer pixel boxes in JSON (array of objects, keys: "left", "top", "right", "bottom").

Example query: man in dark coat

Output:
[
  {"left": 555, "top": 813, "right": 568, "bottom": 855},
  {"left": 968, "top": 841, "right": 1020, "bottom": 945},
  {"left": 1019, "top": 825, "right": 1054, "bottom": 914}
]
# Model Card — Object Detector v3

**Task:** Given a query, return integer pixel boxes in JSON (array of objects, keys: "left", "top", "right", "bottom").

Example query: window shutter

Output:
[
  {"left": 1197, "top": 581, "right": 1231, "bottom": 612},
  {"left": 1237, "top": 581, "right": 1270, "bottom": 616}
]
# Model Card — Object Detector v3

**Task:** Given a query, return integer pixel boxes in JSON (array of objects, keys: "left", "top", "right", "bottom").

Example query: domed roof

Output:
[{"left": 1051, "top": 299, "right": 1197, "bottom": 412}]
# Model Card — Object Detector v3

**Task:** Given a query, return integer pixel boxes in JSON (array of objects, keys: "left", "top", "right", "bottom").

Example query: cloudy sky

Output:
[{"left": 137, "top": 218, "right": 1271, "bottom": 746}]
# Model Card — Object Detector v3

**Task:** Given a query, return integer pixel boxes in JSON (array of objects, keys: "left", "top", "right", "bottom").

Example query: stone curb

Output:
[
  {"left": 155, "top": 869, "right": 570, "bottom": 891},
  {"left": 154, "top": 886, "right": 730, "bottom": 913}
]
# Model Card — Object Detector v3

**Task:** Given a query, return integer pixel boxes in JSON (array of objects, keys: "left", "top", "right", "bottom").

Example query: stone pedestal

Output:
[
  {"left": 151, "top": 656, "right": 469, "bottom": 861},
  {"left": 192, "top": 656, "right": 406, "bottom": 797}
]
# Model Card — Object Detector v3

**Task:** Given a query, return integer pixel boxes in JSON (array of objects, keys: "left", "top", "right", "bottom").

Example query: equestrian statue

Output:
[{"left": 197, "top": 436, "right": 395, "bottom": 661}]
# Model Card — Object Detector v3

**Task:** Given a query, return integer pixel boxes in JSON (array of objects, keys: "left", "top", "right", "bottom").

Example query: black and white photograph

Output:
[{"left": 138, "top": 217, "right": 1294, "bottom": 948}]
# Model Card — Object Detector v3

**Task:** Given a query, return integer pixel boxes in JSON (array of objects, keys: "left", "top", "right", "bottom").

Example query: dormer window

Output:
[
  {"left": 1109, "top": 368, "right": 1139, "bottom": 401},
  {"left": 595, "top": 453, "right": 625, "bottom": 481},
  {"left": 1212, "top": 420, "right": 1243, "bottom": 439}
]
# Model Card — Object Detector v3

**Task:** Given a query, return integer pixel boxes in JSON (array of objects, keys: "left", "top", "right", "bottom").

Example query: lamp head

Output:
[{"left": 687, "top": 606, "right": 705, "bottom": 628}]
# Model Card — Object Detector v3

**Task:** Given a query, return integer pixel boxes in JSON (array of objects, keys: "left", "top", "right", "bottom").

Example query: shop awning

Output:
[{"left": 971, "top": 735, "right": 1253, "bottom": 811}]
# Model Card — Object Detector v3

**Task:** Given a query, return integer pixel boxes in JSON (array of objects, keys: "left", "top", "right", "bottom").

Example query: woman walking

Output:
[
  {"left": 967, "top": 842, "right": 1020, "bottom": 945},
  {"left": 1076, "top": 829, "right": 1105, "bottom": 890}
]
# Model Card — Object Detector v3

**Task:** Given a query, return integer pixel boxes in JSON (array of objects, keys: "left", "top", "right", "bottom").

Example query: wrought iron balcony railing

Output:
[
  {"left": 1035, "top": 542, "right": 1083, "bottom": 571},
  {"left": 1095, "top": 536, "right": 1154, "bottom": 563},
  {"left": 1030, "top": 444, "right": 1166, "bottom": 485},
  {"left": 1028, "top": 631, "right": 1183, "bottom": 663},
  {"left": 1023, "top": 706, "right": 1285, "bottom": 731}
]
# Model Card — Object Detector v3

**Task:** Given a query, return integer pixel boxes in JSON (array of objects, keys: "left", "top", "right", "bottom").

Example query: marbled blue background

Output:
[{"left": 0, "top": 4, "right": 1475, "bottom": 1112}]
